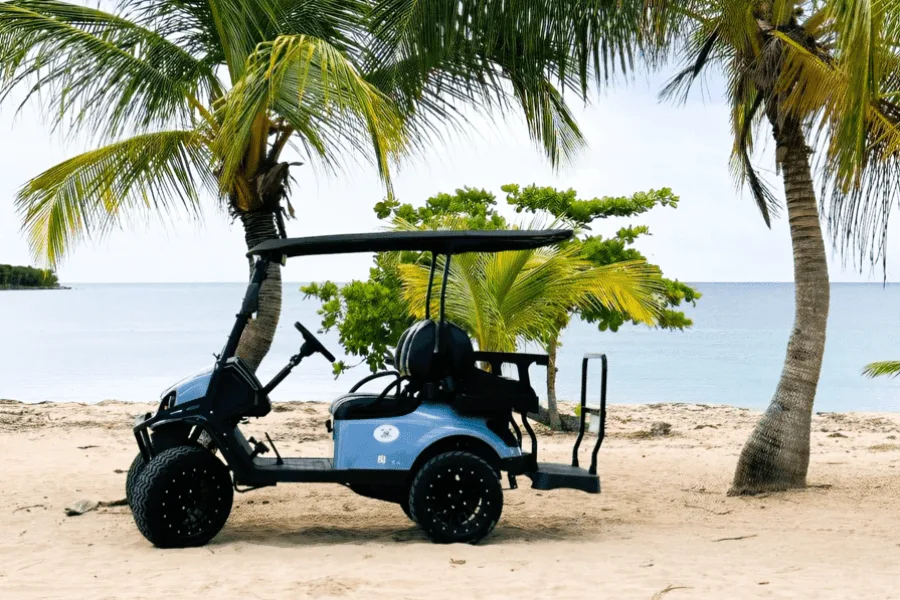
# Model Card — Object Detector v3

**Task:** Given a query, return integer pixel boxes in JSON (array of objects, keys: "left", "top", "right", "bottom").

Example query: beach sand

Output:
[{"left": 1, "top": 399, "right": 899, "bottom": 599}]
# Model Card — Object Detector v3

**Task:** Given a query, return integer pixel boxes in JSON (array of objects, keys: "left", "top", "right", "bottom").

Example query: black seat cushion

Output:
[
  {"left": 454, "top": 367, "right": 540, "bottom": 415},
  {"left": 330, "top": 393, "right": 419, "bottom": 420}
]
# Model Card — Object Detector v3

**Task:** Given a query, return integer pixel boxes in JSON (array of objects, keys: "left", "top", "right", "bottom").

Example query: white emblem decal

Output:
[
  {"left": 377, "top": 455, "right": 387, "bottom": 464},
  {"left": 373, "top": 424, "right": 400, "bottom": 443}
]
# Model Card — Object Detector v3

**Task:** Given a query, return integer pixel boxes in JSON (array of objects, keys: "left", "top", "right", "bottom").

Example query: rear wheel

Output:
[
  {"left": 409, "top": 451, "right": 502, "bottom": 544},
  {"left": 130, "top": 445, "right": 233, "bottom": 548}
]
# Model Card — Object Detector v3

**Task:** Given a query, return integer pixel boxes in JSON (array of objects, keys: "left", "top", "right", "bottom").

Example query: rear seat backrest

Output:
[
  {"left": 394, "top": 320, "right": 436, "bottom": 381},
  {"left": 393, "top": 320, "right": 474, "bottom": 389}
]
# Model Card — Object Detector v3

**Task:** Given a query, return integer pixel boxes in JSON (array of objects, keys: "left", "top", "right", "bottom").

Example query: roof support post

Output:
[{"left": 424, "top": 252, "right": 437, "bottom": 320}]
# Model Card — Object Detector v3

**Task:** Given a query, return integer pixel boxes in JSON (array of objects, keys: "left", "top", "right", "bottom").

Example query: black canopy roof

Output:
[{"left": 247, "top": 229, "right": 573, "bottom": 259}]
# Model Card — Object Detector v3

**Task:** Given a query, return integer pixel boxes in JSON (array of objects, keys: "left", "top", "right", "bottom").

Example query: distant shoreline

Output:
[
  {"left": 0, "top": 285, "right": 70, "bottom": 290},
  {"left": 1, "top": 397, "right": 897, "bottom": 415}
]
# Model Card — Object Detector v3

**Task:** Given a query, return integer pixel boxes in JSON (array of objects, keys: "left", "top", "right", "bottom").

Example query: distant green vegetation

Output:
[{"left": 0, "top": 264, "right": 59, "bottom": 289}]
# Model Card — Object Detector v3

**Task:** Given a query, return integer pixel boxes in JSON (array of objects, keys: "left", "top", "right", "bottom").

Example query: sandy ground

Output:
[{"left": 2, "top": 400, "right": 900, "bottom": 600}]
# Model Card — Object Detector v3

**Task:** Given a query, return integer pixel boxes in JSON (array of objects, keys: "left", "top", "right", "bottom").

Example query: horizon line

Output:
[{"left": 52, "top": 280, "right": 896, "bottom": 285}]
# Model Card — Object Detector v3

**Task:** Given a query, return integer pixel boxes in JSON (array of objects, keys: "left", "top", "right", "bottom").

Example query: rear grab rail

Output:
[{"left": 572, "top": 353, "right": 607, "bottom": 475}]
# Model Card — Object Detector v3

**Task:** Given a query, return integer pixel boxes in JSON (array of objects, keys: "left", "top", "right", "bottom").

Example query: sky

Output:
[{"left": 0, "top": 72, "right": 896, "bottom": 284}]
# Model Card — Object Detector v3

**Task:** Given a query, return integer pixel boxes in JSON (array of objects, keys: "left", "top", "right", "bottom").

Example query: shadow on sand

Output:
[{"left": 215, "top": 521, "right": 602, "bottom": 548}]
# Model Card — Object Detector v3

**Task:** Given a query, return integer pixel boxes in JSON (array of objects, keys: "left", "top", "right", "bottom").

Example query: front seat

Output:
[{"left": 329, "top": 320, "right": 442, "bottom": 420}]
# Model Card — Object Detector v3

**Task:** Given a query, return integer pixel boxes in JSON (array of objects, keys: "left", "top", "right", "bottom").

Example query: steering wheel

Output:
[{"left": 294, "top": 321, "right": 336, "bottom": 363}]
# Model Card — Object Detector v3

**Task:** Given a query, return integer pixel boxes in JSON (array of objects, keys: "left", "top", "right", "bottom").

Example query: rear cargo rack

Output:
[
  {"left": 573, "top": 353, "right": 607, "bottom": 475},
  {"left": 523, "top": 353, "right": 607, "bottom": 493}
]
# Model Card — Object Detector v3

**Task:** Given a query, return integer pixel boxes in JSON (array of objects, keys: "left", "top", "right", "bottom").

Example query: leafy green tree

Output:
[
  {"left": 503, "top": 184, "right": 700, "bottom": 427},
  {"left": 301, "top": 251, "right": 413, "bottom": 376},
  {"left": 644, "top": 0, "right": 900, "bottom": 494},
  {"left": 1, "top": 0, "right": 643, "bottom": 372},
  {"left": 304, "top": 184, "right": 699, "bottom": 429}
]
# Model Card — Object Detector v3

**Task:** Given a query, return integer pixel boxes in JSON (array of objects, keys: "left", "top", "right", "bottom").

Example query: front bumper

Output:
[{"left": 133, "top": 412, "right": 154, "bottom": 461}]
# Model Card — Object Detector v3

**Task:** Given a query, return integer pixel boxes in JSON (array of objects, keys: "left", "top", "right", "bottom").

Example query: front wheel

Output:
[
  {"left": 408, "top": 451, "right": 502, "bottom": 544},
  {"left": 130, "top": 445, "right": 233, "bottom": 548},
  {"left": 126, "top": 438, "right": 209, "bottom": 507},
  {"left": 125, "top": 453, "right": 146, "bottom": 508}
]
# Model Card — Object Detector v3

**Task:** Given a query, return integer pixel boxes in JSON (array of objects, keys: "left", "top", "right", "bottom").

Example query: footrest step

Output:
[{"left": 523, "top": 462, "right": 600, "bottom": 493}]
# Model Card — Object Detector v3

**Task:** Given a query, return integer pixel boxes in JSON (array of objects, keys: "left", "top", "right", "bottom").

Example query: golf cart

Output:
[{"left": 128, "top": 229, "right": 608, "bottom": 547}]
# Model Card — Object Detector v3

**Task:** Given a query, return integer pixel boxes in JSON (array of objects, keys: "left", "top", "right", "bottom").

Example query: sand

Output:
[{"left": 1, "top": 399, "right": 900, "bottom": 599}]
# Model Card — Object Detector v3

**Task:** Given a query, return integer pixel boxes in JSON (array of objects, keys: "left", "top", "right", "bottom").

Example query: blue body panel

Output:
[
  {"left": 332, "top": 401, "right": 521, "bottom": 471},
  {"left": 164, "top": 369, "right": 213, "bottom": 405},
  {"left": 156, "top": 371, "right": 520, "bottom": 476}
]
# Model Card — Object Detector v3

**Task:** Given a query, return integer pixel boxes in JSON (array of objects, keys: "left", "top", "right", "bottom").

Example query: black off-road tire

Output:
[
  {"left": 126, "top": 439, "right": 202, "bottom": 507},
  {"left": 408, "top": 451, "right": 502, "bottom": 544},
  {"left": 125, "top": 453, "right": 147, "bottom": 508},
  {"left": 131, "top": 445, "right": 233, "bottom": 548}
]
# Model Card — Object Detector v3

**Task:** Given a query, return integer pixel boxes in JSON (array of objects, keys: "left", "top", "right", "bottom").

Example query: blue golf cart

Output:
[{"left": 128, "top": 229, "right": 608, "bottom": 547}]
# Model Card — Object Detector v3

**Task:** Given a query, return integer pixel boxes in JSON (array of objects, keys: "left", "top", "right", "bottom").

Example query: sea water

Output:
[{"left": 1, "top": 283, "right": 897, "bottom": 412}]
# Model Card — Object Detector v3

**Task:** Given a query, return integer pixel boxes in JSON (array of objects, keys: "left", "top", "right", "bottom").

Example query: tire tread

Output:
[
  {"left": 408, "top": 450, "right": 502, "bottom": 544},
  {"left": 131, "top": 445, "right": 232, "bottom": 548}
]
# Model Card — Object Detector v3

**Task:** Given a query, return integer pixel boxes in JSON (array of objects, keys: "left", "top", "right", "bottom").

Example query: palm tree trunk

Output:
[
  {"left": 235, "top": 210, "right": 282, "bottom": 372},
  {"left": 546, "top": 337, "right": 563, "bottom": 430},
  {"left": 730, "top": 121, "right": 830, "bottom": 495}
]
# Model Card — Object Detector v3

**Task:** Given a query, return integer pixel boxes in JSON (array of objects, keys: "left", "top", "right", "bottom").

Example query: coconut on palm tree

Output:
[
  {"left": 1, "top": 0, "right": 643, "bottom": 372},
  {"left": 645, "top": 0, "right": 900, "bottom": 494}
]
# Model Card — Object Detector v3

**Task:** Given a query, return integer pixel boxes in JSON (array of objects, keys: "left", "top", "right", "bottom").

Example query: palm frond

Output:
[
  {"left": 824, "top": 0, "right": 882, "bottom": 168},
  {"left": 0, "top": 0, "right": 219, "bottom": 139},
  {"left": 215, "top": 33, "right": 406, "bottom": 193},
  {"left": 363, "top": 57, "right": 473, "bottom": 156},
  {"left": 764, "top": 10, "right": 900, "bottom": 271},
  {"left": 508, "top": 77, "right": 586, "bottom": 168},
  {"left": 572, "top": 259, "right": 664, "bottom": 326},
  {"left": 366, "top": 0, "right": 649, "bottom": 167},
  {"left": 730, "top": 80, "right": 779, "bottom": 226},
  {"left": 202, "top": 0, "right": 279, "bottom": 81},
  {"left": 659, "top": 23, "right": 721, "bottom": 104},
  {"left": 123, "top": 0, "right": 367, "bottom": 70},
  {"left": 862, "top": 361, "right": 900, "bottom": 378},
  {"left": 15, "top": 129, "right": 214, "bottom": 266},
  {"left": 121, "top": 0, "right": 227, "bottom": 67},
  {"left": 273, "top": 0, "right": 367, "bottom": 48}
]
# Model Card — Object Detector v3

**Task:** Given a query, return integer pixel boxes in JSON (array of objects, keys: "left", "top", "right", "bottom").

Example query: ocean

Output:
[{"left": 1, "top": 282, "right": 897, "bottom": 412}]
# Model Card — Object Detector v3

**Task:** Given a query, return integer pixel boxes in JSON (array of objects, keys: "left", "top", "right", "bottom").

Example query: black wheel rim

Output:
[
  {"left": 160, "top": 466, "right": 226, "bottom": 539},
  {"left": 423, "top": 464, "right": 492, "bottom": 537}
]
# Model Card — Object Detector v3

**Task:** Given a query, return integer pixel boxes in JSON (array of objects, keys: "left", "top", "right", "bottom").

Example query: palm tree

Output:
[
  {"left": 1, "top": 0, "right": 644, "bottom": 373},
  {"left": 863, "top": 362, "right": 900, "bottom": 378},
  {"left": 398, "top": 219, "right": 662, "bottom": 426},
  {"left": 645, "top": 1, "right": 900, "bottom": 494}
]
